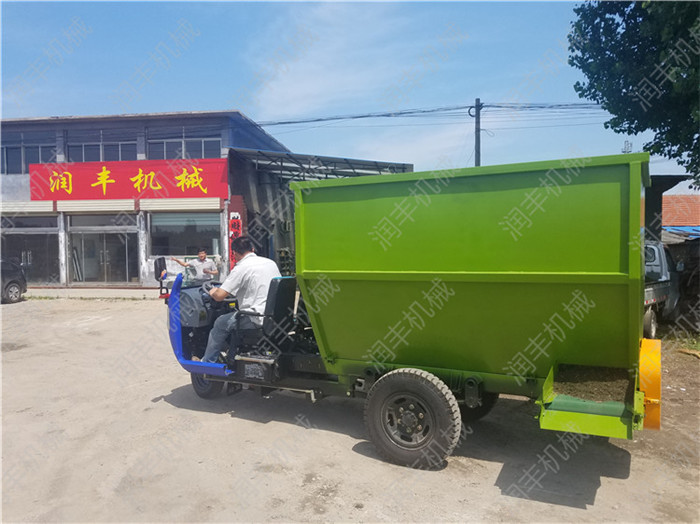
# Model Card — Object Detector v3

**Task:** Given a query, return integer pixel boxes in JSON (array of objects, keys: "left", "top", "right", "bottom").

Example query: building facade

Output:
[{"left": 1, "top": 111, "right": 412, "bottom": 287}]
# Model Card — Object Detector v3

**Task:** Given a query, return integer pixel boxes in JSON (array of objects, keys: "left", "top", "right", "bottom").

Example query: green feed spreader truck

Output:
[{"left": 158, "top": 152, "right": 661, "bottom": 469}]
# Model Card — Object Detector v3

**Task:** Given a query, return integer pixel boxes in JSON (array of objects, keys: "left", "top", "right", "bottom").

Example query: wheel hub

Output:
[
  {"left": 399, "top": 410, "right": 418, "bottom": 430},
  {"left": 382, "top": 394, "right": 433, "bottom": 448}
]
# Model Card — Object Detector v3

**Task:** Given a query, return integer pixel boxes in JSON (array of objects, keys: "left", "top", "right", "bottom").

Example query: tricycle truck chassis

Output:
[{"left": 164, "top": 153, "right": 660, "bottom": 468}]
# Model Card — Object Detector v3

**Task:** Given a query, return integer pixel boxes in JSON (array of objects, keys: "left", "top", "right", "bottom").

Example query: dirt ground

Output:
[{"left": 2, "top": 298, "right": 699, "bottom": 523}]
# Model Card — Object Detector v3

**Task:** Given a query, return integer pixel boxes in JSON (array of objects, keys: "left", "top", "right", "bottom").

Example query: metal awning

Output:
[{"left": 230, "top": 147, "right": 413, "bottom": 181}]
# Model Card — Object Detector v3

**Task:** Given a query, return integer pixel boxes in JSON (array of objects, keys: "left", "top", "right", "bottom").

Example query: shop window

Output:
[
  {"left": 185, "top": 140, "right": 202, "bottom": 159},
  {"left": 1, "top": 215, "right": 58, "bottom": 229},
  {"left": 148, "top": 139, "right": 221, "bottom": 160},
  {"left": 150, "top": 213, "right": 220, "bottom": 256},
  {"left": 70, "top": 214, "right": 136, "bottom": 228},
  {"left": 15, "top": 146, "right": 57, "bottom": 174},
  {"left": 84, "top": 144, "right": 101, "bottom": 162},
  {"left": 67, "top": 143, "right": 136, "bottom": 162},
  {"left": 104, "top": 144, "right": 120, "bottom": 161},
  {"left": 40, "top": 146, "right": 56, "bottom": 164},
  {"left": 5, "top": 147, "right": 22, "bottom": 174},
  {"left": 1, "top": 233, "right": 60, "bottom": 284},
  {"left": 24, "top": 147, "right": 40, "bottom": 173},
  {"left": 120, "top": 143, "right": 137, "bottom": 160},
  {"left": 148, "top": 142, "right": 165, "bottom": 160},
  {"left": 203, "top": 139, "right": 221, "bottom": 158},
  {"left": 67, "top": 144, "right": 84, "bottom": 163},
  {"left": 165, "top": 141, "right": 182, "bottom": 159}
]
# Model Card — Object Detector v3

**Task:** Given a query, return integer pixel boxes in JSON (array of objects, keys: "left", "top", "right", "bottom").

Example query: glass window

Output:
[
  {"left": 203, "top": 139, "right": 221, "bottom": 158},
  {"left": 6, "top": 147, "right": 22, "bottom": 174},
  {"left": 71, "top": 214, "right": 137, "bottom": 227},
  {"left": 165, "top": 141, "right": 182, "bottom": 159},
  {"left": 67, "top": 145, "right": 83, "bottom": 163},
  {"left": 103, "top": 144, "right": 120, "bottom": 161},
  {"left": 40, "top": 146, "right": 56, "bottom": 164},
  {"left": 24, "top": 146, "right": 40, "bottom": 173},
  {"left": 1, "top": 233, "right": 60, "bottom": 284},
  {"left": 1, "top": 147, "right": 5, "bottom": 174},
  {"left": 120, "top": 143, "right": 137, "bottom": 160},
  {"left": 148, "top": 141, "right": 164, "bottom": 160},
  {"left": 644, "top": 246, "right": 656, "bottom": 263},
  {"left": 150, "top": 212, "right": 220, "bottom": 256},
  {"left": 1, "top": 215, "right": 58, "bottom": 228},
  {"left": 84, "top": 144, "right": 101, "bottom": 162},
  {"left": 185, "top": 140, "right": 202, "bottom": 159}
]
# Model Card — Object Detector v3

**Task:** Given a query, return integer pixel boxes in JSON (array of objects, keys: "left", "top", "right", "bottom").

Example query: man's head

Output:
[
  {"left": 197, "top": 248, "right": 208, "bottom": 261},
  {"left": 231, "top": 236, "right": 255, "bottom": 262}
]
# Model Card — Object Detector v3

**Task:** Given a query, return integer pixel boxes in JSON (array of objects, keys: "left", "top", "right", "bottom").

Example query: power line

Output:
[{"left": 258, "top": 102, "right": 604, "bottom": 127}]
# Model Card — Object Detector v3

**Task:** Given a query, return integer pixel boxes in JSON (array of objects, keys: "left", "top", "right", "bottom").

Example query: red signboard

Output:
[{"left": 30, "top": 158, "right": 228, "bottom": 200}]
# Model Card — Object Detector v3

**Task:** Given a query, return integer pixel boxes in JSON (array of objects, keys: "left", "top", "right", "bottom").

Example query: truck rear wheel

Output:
[
  {"left": 643, "top": 308, "right": 657, "bottom": 339},
  {"left": 364, "top": 368, "right": 461, "bottom": 469},
  {"left": 191, "top": 373, "right": 224, "bottom": 398}
]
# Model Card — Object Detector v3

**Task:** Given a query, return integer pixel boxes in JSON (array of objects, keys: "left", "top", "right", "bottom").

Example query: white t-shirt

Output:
[
  {"left": 189, "top": 258, "right": 217, "bottom": 280},
  {"left": 220, "top": 253, "right": 281, "bottom": 326}
]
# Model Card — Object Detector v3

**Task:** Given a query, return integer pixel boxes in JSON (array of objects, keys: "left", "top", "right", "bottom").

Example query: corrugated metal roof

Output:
[{"left": 230, "top": 147, "right": 413, "bottom": 180}]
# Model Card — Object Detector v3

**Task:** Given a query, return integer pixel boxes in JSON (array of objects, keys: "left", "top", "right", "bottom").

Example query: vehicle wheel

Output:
[
  {"left": 364, "top": 368, "right": 461, "bottom": 469},
  {"left": 460, "top": 392, "right": 499, "bottom": 422},
  {"left": 4, "top": 282, "right": 22, "bottom": 304},
  {"left": 643, "top": 308, "right": 657, "bottom": 339},
  {"left": 190, "top": 373, "right": 224, "bottom": 398}
]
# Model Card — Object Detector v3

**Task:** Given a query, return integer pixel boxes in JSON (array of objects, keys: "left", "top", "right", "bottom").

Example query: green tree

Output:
[{"left": 568, "top": 1, "right": 699, "bottom": 184}]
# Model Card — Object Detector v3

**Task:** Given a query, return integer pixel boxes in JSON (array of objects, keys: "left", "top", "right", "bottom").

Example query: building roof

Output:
[
  {"left": 1, "top": 110, "right": 290, "bottom": 153},
  {"left": 1, "top": 110, "right": 246, "bottom": 124},
  {"left": 664, "top": 180, "right": 700, "bottom": 196},
  {"left": 230, "top": 147, "right": 413, "bottom": 180}
]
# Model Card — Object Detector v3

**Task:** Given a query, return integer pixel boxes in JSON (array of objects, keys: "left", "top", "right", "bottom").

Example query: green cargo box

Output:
[{"left": 291, "top": 153, "right": 654, "bottom": 439}]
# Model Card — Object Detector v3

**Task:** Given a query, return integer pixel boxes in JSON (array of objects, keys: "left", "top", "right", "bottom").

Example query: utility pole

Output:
[{"left": 474, "top": 97, "right": 481, "bottom": 167}]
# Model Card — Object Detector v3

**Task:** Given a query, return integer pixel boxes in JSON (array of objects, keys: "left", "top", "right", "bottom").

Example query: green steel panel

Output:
[
  {"left": 539, "top": 407, "right": 634, "bottom": 439},
  {"left": 292, "top": 154, "right": 649, "bottom": 404}
]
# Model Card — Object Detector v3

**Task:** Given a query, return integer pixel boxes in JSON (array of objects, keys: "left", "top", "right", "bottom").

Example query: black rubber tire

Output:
[
  {"left": 460, "top": 392, "right": 499, "bottom": 422},
  {"left": 364, "top": 368, "right": 461, "bottom": 469},
  {"left": 4, "top": 282, "right": 22, "bottom": 304},
  {"left": 643, "top": 308, "right": 657, "bottom": 339},
  {"left": 190, "top": 373, "right": 224, "bottom": 399}
]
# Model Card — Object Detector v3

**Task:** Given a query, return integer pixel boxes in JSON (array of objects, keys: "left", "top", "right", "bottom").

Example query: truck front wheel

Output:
[
  {"left": 191, "top": 373, "right": 224, "bottom": 398},
  {"left": 643, "top": 308, "right": 657, "bottom": 339},
  {"left": 364, "top": 368, "right": 461, "bottom": 469}
]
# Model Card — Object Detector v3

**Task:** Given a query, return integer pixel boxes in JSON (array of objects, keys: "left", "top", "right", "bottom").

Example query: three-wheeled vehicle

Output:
[{"left": 158, "top": 153, "right": 661, "bottom": 469}]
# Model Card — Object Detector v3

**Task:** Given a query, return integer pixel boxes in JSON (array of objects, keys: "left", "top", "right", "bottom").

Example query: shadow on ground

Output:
[{"left": 160, "top": 385, "right": 631, "bottom": 509}]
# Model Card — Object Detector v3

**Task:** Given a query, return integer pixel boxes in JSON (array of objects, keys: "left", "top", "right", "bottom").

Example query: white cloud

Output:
[{"left": 245, "top": 4, "right": 429, "bottom": 121}]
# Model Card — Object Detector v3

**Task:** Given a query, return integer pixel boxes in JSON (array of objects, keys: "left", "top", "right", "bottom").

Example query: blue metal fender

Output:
[{"left": 168, "top": 273, "right": 231, "bottom": 377}]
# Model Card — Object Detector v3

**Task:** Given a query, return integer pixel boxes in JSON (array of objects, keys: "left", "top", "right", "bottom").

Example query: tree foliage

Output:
[{"left": 568, "top": 1, "right": 699, "bottom": 183}]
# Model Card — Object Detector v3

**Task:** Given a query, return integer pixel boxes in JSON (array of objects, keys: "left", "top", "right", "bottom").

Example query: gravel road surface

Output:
[{"left": 2, "top": 298, "right": 698, "bottom": 522}]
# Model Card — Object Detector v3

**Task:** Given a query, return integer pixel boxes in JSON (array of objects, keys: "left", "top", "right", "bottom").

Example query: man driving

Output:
[{"left": 194, "top": 236, "right": 281, "bottom": 363}]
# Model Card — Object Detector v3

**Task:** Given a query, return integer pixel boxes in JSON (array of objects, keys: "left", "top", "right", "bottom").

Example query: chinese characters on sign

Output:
[{"left": 30, "top": 158, "right": 228, "bottom": 200}]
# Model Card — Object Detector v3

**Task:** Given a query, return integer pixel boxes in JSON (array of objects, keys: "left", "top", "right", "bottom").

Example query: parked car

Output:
[
  {"left": 1, "top": 259, "right": 27, "bottom": 304},
  {"left": 644, "top": 241, "right": 683, "bottom": 338}
]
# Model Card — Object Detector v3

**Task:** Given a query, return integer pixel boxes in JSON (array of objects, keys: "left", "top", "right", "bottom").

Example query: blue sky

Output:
[{"left": 1, "top": 1, "right": 686, "bottom": 174}]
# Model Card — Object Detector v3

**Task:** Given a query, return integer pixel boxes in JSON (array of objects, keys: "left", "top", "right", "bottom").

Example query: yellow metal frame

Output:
[{"left": 639, "top": 338, "right": 661, "bottom": 430}]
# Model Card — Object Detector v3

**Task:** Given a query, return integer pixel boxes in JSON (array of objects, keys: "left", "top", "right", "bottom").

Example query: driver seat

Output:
[{"left": 230, "top": 276, "right": 297, "bottom": 357}]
